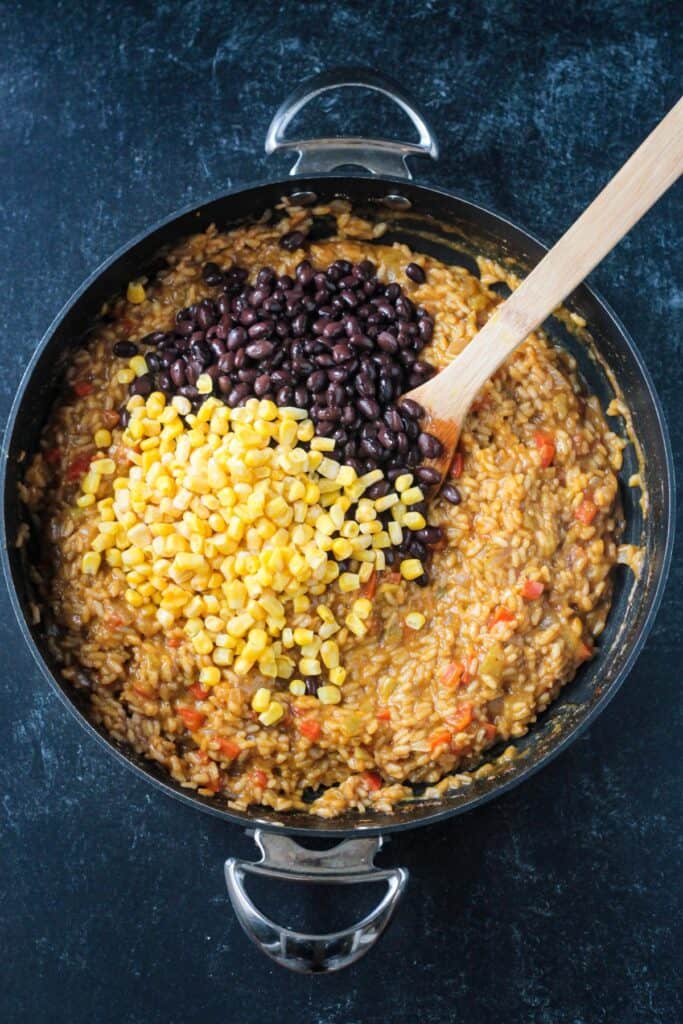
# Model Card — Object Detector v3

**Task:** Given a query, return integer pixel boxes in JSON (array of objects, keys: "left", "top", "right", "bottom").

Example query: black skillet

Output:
[{"left": 1, "top": 69, "right": 674, "bottom": 972}]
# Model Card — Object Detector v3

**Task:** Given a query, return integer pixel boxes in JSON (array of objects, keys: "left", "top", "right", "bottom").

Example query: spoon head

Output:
[{"left": 400, "top": 390, "right": 461, "bottom": 493}]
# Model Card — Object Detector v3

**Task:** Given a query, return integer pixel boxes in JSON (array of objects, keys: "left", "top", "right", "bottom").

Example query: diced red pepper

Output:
[
  {"left": 106, "top": 614, "right": 124, "bottom": 629},
  {"left": 429, "top": 730, "right": 452, "bottom": 751},
  {"left": 577, "top": 641, "right": 593, "bottom": 662},
  {"left": 167, "top": 635, "right": 183, "bottom": 648},
  {"left": 575, "top": 495, "right": 598, "bottom": 525},
  {"left": 521, "top": 579, "right": 545, "bottom": 600},
  {"left": 73, "top": 380, "right": 95, "bottom": 397},
  {"left": 361, "top": 568, "right": 378, "bottom": 600},
  {"left": 177, "top": 707, "right": 206, "bottom": 730},
  {"left": 487, "top": 606, "right": 515, "bottom": 630},
  {"left": 440, "top": 660, "right": 464, "bottom": 688},
  {"left": 461, "top": 654, "right": 478, "bottom": 685},
  {"left": 44, "top": 447, "right": 61, "bottom": 464},
  {"left": 65, "top": 451, "right": 93, "bottom": 481},
  {"left": 362, "top": 771, "right": 382, "bottom": 791},
  {"left": 533, "top": 431, "right": 555, "bottom": 468},
  {"left": 450, "top": 451, "right": 464, "bottom": 479},
  {"left": 482, "top": 722, "right": 497, "bottom": 742},
  {"left": 447, "top": 703, "right": 473, "bottom": 733},
  {"left": 250, "top": 769, "right": 268, "bottom": 789},
  {"left": 133, "top": 683, "right": 153, "bottom": 699},
  {"left": 189, "top": 683, "right": 209, "bottom": 701},
  {"left": 298, "top": 718, "right": 321, "bottom": 742},
  {"left": 375, "top": 708, "right": 391, "bottom": 721},
  {"left": 217, "top": 738, "right": 241, "bottom": 760},
  {"left": 204, "top": 777, "right": 221, "bottom": 794}
]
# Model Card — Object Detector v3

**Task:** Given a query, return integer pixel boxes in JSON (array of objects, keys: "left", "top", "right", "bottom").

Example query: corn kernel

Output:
[
  {"left": 129, "top": 355, "right": 148, "bottom": 377},
  {"left": 94, "top": 428, "right": 112, "bottom": 448},
  {"left": 352, "top": 598, "right": 372, "bottom": 619},
  {"left": 329, "top": 666, "right": 346, "bottom": 686},
  {"left": 199, "top": 666, "right": 221, "bottom": 686},
  {"left": 81, "top": 551, "right": 101, "bottom": 574},
  {"left": 81, "top": 472, "right": 101, "bottom": 495},
  {"left": 196, "top": 373, "right": 213, "bottom": 395},
  {"left": 338, "top": 572, "right": 361, "bottom": 593},
  {"left": 401, "top": 486, "right": 424, "bottom": 506},
  {"left": 117, "top": 368, "right": 135, "bottom": 384},
  {"left": 251, "top": 687, "right": 272, "bottom": 713},
  {"left": 345, "top": 613, "right": 367, "bottom": 637},
  {"left": 405, "top": 612, "right": 426, "bottom": 630},
  {"left": 400, "top": 558, "right": 424, "bottom": 581},
  {"left": 310, "top": 436, "right": 336, "bottom": 452},
  {"left": 395, "top": 473, "right": 413, "bottom": 492},
  {"left": 299, "top": 658, "right": 321, "bottom": 676},
  {"left": 192, "top": 631, "right": 214, "bottom": 655},
  {"left": 127, "top": 281, "right": 146, "bottom": 304},
  {"left": 289, "top": 679, "right": 306, "bottom": 696},
  {"left": 388, "top": 521, "right": 403, "bottom": 545},
  {"left": 320, "top": 640, "right": 339, "bottom": 669},
  {"left": 403, "top": 511, "right": 426, "bottom": 531},
  {"left": 212, "top": 648, "right": 233, "bottom": 666},
  {"left": 259, "top": 701, "right": 284, "bottom": 726},
  {"left": 317, "top": 685, "right": 341, "bottom": 705},
  {"left": 76, "top": 493, "right": 95, "bottom": 508}
]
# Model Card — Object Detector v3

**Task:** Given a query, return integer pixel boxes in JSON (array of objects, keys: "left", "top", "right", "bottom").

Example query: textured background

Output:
[{"left": 1, "top": 2, "right": 681, "bottom": 1022}]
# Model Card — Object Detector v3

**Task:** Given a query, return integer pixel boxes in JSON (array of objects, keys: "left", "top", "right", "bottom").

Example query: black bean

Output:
[
  {"left": 366, "top": 479, "right": 391, "bottom": 500},
  {"left": 113, "top": 340, "right": 138, "bottom": 358},
  {"left": 307, "top": 369, "right": 326, "bottom": 393},
  {"left": 296, "top": 260, "right": 314, "bottom": 286},
  {"left": 398, "top": 397, "right": 424, "bottom": 419},
  {"left": 129, "top": 374, "right": 153, "bottom": 397},
  {"left": 405, "top": 262, "right": 426, "bottom": 284},
  {"left": 377, "top": 331, "right": 399, "bottom": 353},
  {"left": 323, "top": 320, "right": 345, "bottom": 340},
  {"left": 280, "top": 230, "right": 307, "bottom": 251},
  {"left": 254, "top": 374, "right": 271, "bottom": 397},
  {"left": 417, "top": 432, "right": 443, "bottom": 458},
  {"left": 377, "top": 425, "right": 396, "bottom": 450},
  {"left": 358, "top": 397, "right": 380, "bottom": 419},
  {"left": 245, "top": 340, "right": 275, "bottom": 360},
  {"left": 415, "top": 525, "right": 443, "bottom": 545},
  {"left": 359, "top": 436, "right": 383, "bottom": 459},
  {"left": 442, "top": 484, "right": 462, "bottom": 505},
  {"left": 247, "top": 321, "right": 272, "bottom": 340},
  {"left": 418, "top": 317, "right": 434, "bottom": 343},
  {"left": 202, "top": 261, "right": 223, "bottom": 285},
  {"left": 416, "top": 465, "right": 442, "bottom": 485}
]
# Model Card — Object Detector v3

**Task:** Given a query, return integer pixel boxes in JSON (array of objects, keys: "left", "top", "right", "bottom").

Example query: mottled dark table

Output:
[{"left": 2, "top": 2, "right": 681, "bottom": 1022}]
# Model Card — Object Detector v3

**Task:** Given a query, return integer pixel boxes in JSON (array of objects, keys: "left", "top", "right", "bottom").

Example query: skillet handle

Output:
[
  {"left": 224, "top": 829, "right": 408, "bottom": 973},
  {"left": 265, "top": 67, "right": 438, "bottom": 179}
]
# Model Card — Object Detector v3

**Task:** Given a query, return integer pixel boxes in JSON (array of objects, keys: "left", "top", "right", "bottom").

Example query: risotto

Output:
[{"left": 19, "top": 200, "right": 625, "bottom": 817}]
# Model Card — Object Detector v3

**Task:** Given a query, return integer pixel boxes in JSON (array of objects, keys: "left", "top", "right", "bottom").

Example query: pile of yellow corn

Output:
[{"left": 77, "top": 391, "right": 427, "bottom": 709}]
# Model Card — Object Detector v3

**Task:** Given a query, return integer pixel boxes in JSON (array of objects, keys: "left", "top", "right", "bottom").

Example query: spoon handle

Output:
[{"left": 432, "top": 95, "right": 683, "bottom": 424}]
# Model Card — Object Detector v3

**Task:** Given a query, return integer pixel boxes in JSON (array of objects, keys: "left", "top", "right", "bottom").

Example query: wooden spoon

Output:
[{"left": 404, "top": 96, "right": 683, "bottom": 486}]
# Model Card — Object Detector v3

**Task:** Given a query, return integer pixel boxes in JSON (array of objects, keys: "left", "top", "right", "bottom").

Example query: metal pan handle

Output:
[
  {"left": 224, "top": 829, "right": 408, "bottom": 973},
  {"left": 265, "top": 67, "right": 439, "bottom": 179}
]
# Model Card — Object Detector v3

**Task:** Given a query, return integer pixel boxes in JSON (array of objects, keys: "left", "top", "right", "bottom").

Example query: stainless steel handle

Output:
[
  {"left": 265, "top": 67, "right": 439, "bottom": 179},
  {"left": 224, "top": 829, "right": 408, "bottom": 973}
]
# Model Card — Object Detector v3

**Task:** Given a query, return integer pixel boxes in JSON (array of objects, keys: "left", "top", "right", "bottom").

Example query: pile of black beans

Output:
[{"left": 114, "top": 256, "right": 463, "bottom": 577}]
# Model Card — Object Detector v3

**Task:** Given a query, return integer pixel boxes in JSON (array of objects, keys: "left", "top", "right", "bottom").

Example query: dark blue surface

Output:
[{"left": 1, "top": 2, "right": 681, "bottom": 1022}]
